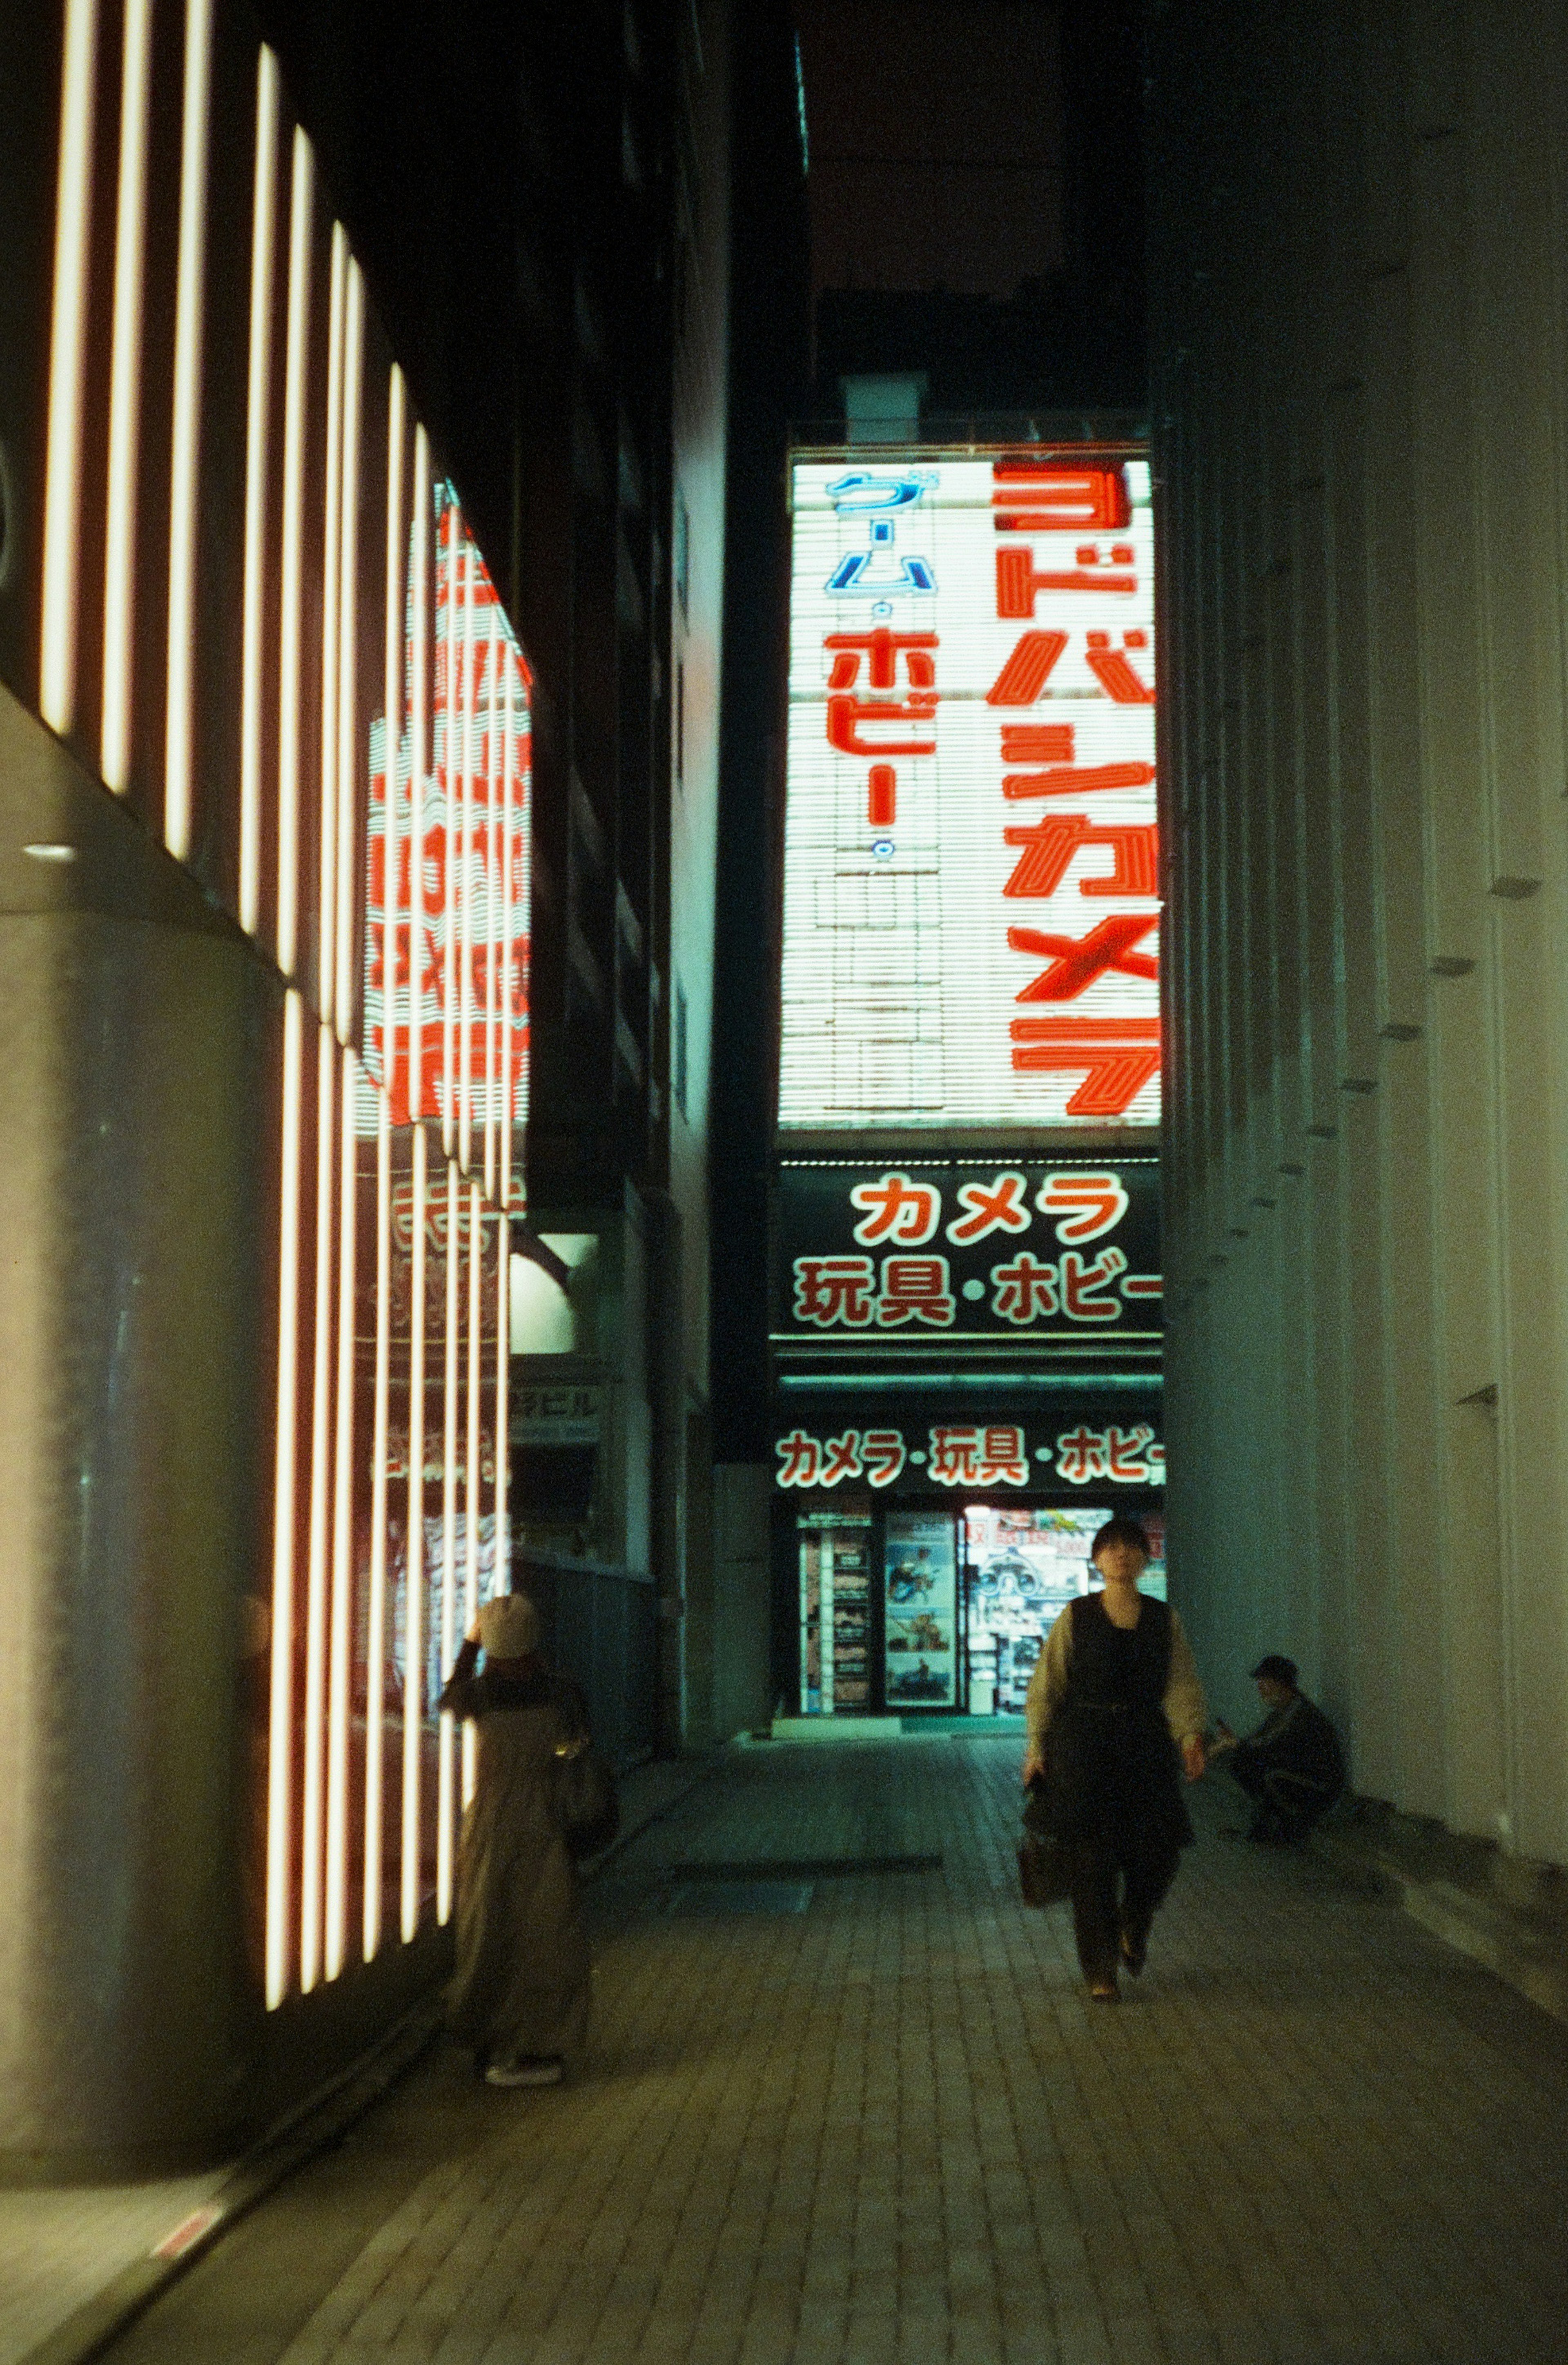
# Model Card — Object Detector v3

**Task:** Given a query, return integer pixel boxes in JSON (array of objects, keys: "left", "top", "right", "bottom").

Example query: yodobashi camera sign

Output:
[{"left": 780, "top": 452, "right": 1159, "bottom": 1134}]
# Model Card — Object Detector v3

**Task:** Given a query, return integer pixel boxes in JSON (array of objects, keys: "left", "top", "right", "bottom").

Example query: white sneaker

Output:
[{"left": 485, "top": 2055, "right": 564, "bottom": 2089}]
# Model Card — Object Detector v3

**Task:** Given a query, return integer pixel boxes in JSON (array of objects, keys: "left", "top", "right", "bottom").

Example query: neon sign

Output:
[
  {"left": 773, "top": 1159, "right": 1161, "bottom": 1340},
  {"left": 780, "top": 453, "right": 1159, "bottom": 1131},
  {"left": 773, "top": 1421, "right": 1165, "bottom": 1492}
]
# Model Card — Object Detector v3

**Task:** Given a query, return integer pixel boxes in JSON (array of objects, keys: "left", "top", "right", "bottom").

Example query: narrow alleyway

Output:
[{"left": 102, "top": 1741, "right": 1568, "bottom": 2365}]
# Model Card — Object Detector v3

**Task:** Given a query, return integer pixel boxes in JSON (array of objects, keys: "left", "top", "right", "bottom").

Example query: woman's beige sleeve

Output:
[
  {"left": 1024, "top": 1608, "right": 1073, "bottom": 1749},
  {"left": 1163, "top": 1610, "right": 1207, "bottom": 1744}
]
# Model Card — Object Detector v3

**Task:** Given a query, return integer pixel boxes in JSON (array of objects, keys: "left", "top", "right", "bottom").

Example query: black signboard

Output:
[
  {"left": 772, "top": 1392, "right": 1165, "bottom": 1497},
  {"left": 773, "top": 1159, "right": 1160, "bottom": 1342}
]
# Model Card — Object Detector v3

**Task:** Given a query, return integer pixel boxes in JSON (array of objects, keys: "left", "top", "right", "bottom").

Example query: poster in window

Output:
[{"left": 883, "top": 1508, "right": 958, "bottom": 1706}]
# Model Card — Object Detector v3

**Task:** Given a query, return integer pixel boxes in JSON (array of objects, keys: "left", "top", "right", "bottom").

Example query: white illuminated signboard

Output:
[{"left": 779, "top": 452, "right": 1158, "bottom": 1133}]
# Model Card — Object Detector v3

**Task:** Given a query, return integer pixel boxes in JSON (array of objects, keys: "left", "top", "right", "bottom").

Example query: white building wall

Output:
[{"left": 1149, "top": 0, "right": 1568, "bottom": 1864}]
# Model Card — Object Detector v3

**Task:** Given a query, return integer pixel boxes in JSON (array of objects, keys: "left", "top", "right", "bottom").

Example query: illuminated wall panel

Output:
[
  {"left": 780, "top": 453, "right": 1159, "bottom": 1134},
  {"left": 31, "top": 13, "right": 532, "bottom": 2012}
]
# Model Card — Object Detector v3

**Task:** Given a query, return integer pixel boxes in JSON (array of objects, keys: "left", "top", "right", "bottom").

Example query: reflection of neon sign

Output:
[{"left": 363, "top": 486, "right": 530, "bottom": 1139}]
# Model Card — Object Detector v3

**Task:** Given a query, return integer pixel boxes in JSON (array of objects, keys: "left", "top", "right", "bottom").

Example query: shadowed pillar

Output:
[{"left": 0, "top": 686, "right": 278, "bottom": 2175}]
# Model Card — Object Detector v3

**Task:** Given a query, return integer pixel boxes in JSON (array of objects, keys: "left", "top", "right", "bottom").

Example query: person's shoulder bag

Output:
[{"left": 548, "top": 1681, "right": 621, "bottom": 1859}]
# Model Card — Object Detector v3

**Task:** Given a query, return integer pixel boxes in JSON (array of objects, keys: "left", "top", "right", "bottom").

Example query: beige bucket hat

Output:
[{"left": 477, "top": 1592, "right": 540, "bottom": 1659}]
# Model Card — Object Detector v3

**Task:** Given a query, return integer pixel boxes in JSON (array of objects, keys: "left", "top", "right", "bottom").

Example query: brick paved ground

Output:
[{"left": 100, "top": 1739, "right": 1568, "bottom": 2365}]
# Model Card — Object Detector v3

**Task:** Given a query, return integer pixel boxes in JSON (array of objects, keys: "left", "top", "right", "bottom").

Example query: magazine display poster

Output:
[
  {"left": 1136, "top": 1513, "right": 1167, "bottom": 1600},
  {"left": 884, "top": 1510, "right": 959, "bottom": 1707},
  {"left": 830, "top": 1529, "right": 872, "bottom": 1709},
  {"left": 964, "top": 1506, "right": 1169, "bottom": 1713},
  {"left": 964, "top": 1505, "right": 1104, "bottom": 1714}
]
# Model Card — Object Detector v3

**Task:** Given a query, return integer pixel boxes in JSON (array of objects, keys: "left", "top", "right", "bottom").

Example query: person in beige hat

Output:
[{"left": 438, "top": 1592, "right": 594, "bottom": 2087}]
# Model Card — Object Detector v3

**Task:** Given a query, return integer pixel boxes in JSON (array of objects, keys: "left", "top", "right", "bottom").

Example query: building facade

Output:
[
  {"left": 0, "top": 0, "right": 734, "bottom": 2172},
  {"left": 1148, "top": 0, "right": 1568, "bottom": 1868},
  {"left": 769, "top": 438, "right": 1167, "bottom": 1726}
]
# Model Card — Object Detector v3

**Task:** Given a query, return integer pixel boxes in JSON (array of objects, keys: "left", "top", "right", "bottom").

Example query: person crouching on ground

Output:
[
  {"left": 438, "top": 1592, "right": 592, "bottom": 2088},
  {"left": 1208, "top": 1655, "right": 1345, "bottom": 1845},
  {"left": 1021, "top": 1517, "right": 1207, "bottom": 2001}
]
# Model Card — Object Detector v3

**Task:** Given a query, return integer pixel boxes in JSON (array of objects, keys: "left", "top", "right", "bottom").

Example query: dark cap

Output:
[{"left": 1250, "top": 1654, "right": 1298, "bottom": 1687}]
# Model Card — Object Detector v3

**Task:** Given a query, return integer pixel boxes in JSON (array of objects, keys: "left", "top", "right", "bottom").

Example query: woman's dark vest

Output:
[{"left": 1044, "top": 1593, "right": 1193, "bottom": 1855}]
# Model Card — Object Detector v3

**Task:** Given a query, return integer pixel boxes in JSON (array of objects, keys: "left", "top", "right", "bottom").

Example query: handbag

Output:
[
  {"left": 551, "top": 1733, "right": 620, "bottom": 1859},
  {"left": 1017, "top": 1776, "right": 1071, "bottom": 1908},
  {"left": 1017, "top": 1831, "right": 1072, "bottom": 1908}
]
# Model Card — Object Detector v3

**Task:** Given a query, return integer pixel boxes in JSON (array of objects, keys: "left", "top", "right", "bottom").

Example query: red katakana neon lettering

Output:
[
  {"left": 792, "top": 1256, "right": 877, "bottom": 1327},
  {"left": 861, "top": 1429, "right": 908, "bottom": 1489},
  {"left": 1085, "top": 630, "right": 1155, "bottom": 704},
  {"left": 1007, "top": 913, "right": 1159, "bottom": 991},
  {"left": 876, "top": 1256, "right": 956, "bottom": 1327},
  {"left": 868, "top": 764, "right": 896, "bottom": 827},
  {"left": 997, "top": 546, "right": 1137, "bottom": 615},
  {"left": 1054, "top": 1426, "right": 1110, "bottom": 1484},
  {"left": 946, "top": 1170, "right": 1032, "bottom": 1245},
  {"left": 1120, "top": 1272, "right": 1163, "bottom": 1302},
  {"left": 1002, "top": 761, "right": 1157, "bottom": 801},
  {"left": 1062, "top": 1246, "right": 1129, "bottom": 1321},
  {"left": 998, "top": 816, "right": 1099, "bottom": 900},
  {"left": 976, "top": 1425, "right": 1029, "bottom": 1485},
  {"left": 989, "top": 1252, "right": 1060, "bottom": 1325},
  {"left": 1003, "top": 826, "right": 1159, "bottom": 904},
  {"left": 990, "top": 465, "right": 1131, "bottom": 532},
  {"left": 849, "top": 1171, "right": 942, "bottom": 1246},
  {"left": 826, "top": 693, "right": 937, "bottom": 758},
  {"left": 1105, "top": 1424, "right": 1156, "bottom": 1482},
  {"left": 1008, "top": 1018, "right": 1163, "bottom": 1115},
  {"left": 820, "top": 1432, "right": 865, "bottom": 1486},
  {"left": 984, "top": 631, "right": 1068, "bottom": 705},
  {"left": 1036, "top": 1169, "right": 1129, "bottom": 1243},
  {"left": 999, "top": 724, "right": 1074, "bottom": 764},
  {"left": 928, "top": 1425, "right": 981, "bottom": 1485},
  {"left": 776, "top": 1429, "right": 822, "bottom": 1486},
  {"left": 824, "top": 628, "right": 938, "bottom": 689}
]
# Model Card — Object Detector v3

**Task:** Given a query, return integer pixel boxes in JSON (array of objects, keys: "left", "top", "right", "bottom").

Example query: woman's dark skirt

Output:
[{"left": 1042, "top": 1699, "right": 1194, "bottom": 1881}]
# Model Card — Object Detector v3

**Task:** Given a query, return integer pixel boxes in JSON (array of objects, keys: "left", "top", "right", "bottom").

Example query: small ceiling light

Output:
[{"left": 22, "top": 842, "right": 78, "bottom": 862}]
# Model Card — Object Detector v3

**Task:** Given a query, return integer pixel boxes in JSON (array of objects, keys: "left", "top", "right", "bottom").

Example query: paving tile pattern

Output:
[
  {"left": 114, "top": 1741, "right": 1568, "bottom": 2364},
  {"left": 0, "top": 2170, "right": 227, "bottom": 2365}
]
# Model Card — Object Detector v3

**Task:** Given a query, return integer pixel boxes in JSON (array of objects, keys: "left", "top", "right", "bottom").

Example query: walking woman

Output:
[
  {"left": 438, "top": 1592, "right": 592, "bottom": 2086},
  {"left": 1021, "top": 1517, "right": 1207, "bottom": 2000}
]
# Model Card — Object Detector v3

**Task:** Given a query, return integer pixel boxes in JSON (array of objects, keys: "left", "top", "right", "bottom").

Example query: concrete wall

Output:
[
  {"left": 710, "top": 1464, "right": 773, "bottom": 1739},
  {"left": 1148, "top": 0, "right": 1568, "bottom": 1866},
  {"left": 664, "top": 0, "right": 733, "bottom": 1747}
]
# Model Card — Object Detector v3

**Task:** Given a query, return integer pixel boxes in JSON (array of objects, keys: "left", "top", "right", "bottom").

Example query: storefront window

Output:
[{"left": 963, "top": 1505, "right": 1167, "bottom": 1713}]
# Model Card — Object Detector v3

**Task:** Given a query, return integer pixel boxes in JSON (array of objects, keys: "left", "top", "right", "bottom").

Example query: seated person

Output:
[{"left": 1209, "top": 1655, "right": 1345, "bottom": 1844}]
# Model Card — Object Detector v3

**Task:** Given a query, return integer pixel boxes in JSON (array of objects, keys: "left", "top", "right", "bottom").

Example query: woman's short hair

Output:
[{"left": 1090, "top": 1514, "right": 1152, "bottom": 1561}]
